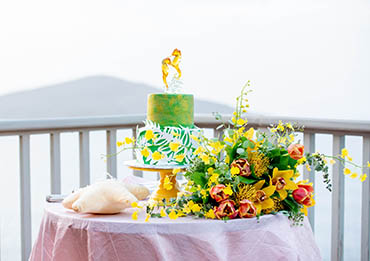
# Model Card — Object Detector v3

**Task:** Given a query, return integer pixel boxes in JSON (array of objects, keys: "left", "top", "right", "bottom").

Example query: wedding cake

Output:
[{"left": 135, "top": 49, "right": 199, "bottom": 166}]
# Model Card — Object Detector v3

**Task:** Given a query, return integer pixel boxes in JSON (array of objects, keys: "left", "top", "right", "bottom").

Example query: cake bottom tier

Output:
[{"left": 135, "top": 121, "right": 200, "bottom": 166}]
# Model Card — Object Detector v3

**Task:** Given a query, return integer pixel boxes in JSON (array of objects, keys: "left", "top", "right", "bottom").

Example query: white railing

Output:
[{"left": 0, "top": 113, "right": 369, "bottom": 261}]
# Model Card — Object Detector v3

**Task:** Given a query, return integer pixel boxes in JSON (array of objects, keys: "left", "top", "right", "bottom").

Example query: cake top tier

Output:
[{"left": 147, "top": 93, "right": 194, "bottom": 127}]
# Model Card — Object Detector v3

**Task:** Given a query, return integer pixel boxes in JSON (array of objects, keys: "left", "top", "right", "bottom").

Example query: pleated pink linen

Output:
[{"left": 29, "top": 203, "right": 321, "bottom": 261}]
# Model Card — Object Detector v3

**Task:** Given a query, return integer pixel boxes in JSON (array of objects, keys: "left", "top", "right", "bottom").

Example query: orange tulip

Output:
[
  {"left": 230, "top": 158, "right": 251, "bottom": 177},
  {"left": 210, "top": 184, "right": 229, "bottom": 202},
  {"left": 215, "top": 200, "right": 238, "bottom": 219},
  {"left": 292, "top": 184, "right": 314, "bottom": 206},
  {"left": 238, "top": 199, "right": 257, "bottom": 218},
  {"left": 287, "top": 144, "right": 304, "bottom": 160}
]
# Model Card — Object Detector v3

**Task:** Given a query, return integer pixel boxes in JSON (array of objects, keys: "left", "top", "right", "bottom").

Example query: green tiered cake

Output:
[
  {"left": 135, "top": 49, "right": 200, "bottom": 166},
  {"left": 135, "top": 93, "right": 199, "bottom": 166}
]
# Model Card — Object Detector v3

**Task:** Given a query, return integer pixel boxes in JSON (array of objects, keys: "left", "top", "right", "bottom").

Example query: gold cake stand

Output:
[{"left": 124, "top": 160, "right": 187, "bottom": 203}]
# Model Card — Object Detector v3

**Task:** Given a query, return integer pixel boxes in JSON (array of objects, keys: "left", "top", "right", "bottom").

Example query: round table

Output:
[{"left": 29, "top": 203, "right": 321, "bottom": 261}]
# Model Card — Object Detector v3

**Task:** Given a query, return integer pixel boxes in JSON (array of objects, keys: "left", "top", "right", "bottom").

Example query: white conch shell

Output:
[{"left": 62, "top": 179, "right": 137, "bottom": 214}]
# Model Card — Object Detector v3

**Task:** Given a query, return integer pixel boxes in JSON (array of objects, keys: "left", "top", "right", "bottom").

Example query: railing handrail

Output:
[{"left": 0, "top": 113, "right": 370, "bottom": 136}]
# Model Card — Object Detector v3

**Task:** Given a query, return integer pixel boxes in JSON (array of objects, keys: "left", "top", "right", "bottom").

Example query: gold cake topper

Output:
[{"left": 162, "top": 49, "right": 182, "bottom": 90}]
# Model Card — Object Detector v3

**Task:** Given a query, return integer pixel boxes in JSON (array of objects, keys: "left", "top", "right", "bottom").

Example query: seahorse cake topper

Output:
[{"left": 162, "top": 48, "right": 183, "bottom": 93}]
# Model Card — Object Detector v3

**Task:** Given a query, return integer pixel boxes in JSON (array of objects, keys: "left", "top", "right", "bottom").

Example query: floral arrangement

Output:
[{"left": 120, "top": 82, "right": 369, "bottom": 223}]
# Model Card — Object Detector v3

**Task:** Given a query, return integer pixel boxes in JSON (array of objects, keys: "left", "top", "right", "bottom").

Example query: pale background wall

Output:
[{"left": 0, "top": 0, "right": 369, "bottom": 119}]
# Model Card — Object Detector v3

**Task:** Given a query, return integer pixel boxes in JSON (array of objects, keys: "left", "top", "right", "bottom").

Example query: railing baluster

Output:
[
  {"left": 106, "top": 129, "right": 117, "bottom": 178},
  {"left": 331, "top": 135, "right": 345, "bottom": 261},
  {"left": 361, "top": 135, "right": 370, "bottom": 261},
  {"left": 50, "top": 132, "right": 61, "bottom": 194},
  {"left": 132, "top": 128, "right": 143, "bottom": 177},
  {"left": 19, "top": 134, "right": 32, "bottom": 261},
  {"left": 214, "top": 128, "right": 223, "bottom": 140},
  {"left": 303, "top": 132, "right": 316, "bottom": 230},
  {"left": 79, "top": 131, "right": 90, "bottom": 187}
]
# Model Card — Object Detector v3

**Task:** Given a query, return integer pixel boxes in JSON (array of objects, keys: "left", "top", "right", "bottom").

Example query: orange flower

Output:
[
  {"left": 210, "top": 184, "right": 229, "bottom": 202},
  {"left": 287, "top": 144, "right": 304, "bottom": 160},
  {"left": 238, "top": 199, "right": 257, "bottom": 218},
  {"left": 293, "top": 184, "right": 314, "bottom": 206},
  {"left": 214, "top": 200, "right": 238, "bottom": 219},
  {"left": 230, "top": 159, "right": 251, "bottom": 177}
]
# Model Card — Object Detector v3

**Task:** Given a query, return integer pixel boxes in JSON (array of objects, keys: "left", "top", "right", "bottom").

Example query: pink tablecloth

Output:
[{"left": 29, "top": 203, "right": 321, "bottom": 261}]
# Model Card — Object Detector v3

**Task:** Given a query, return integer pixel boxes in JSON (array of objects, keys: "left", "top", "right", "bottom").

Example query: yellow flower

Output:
[
  {"left": 223, "top": 184, "right": 233, "bottom": 196},
  {"left": 293, "top": 171, "right": 301, "bottom": 180},
  {"left": 347, "top": 156, "right": 353, "bottom": 162},
  {"left": 131, "top": 202, "right": 142, "bottom": 208},
  {"left": 350, "top": 172, "right": 358, "bottom": 179},
  {"left": 200, "top": 189, "right": 208, "bottom": 199},
  {"left": 209, "top": 141, "right": 224, "bottom": 154},
  {"left": 237, "top": 118, "right": 246, "bottom": 126},
  {"left": 169, "top": 142, "right": 181, "bottom": 152},
  {"left": 289, "top": 133, "right": 295, "bottom": 142},
  {"left": 286, "top": 123, "right": 294, "bottom": 130},
  {"left": 277, "top": 121, "right": 284, "bottom": 131},
  {"left": 191, "top": 203, "right": 201, "bottom": 212},
  {"left": 205, "top": 209, "right": 216, "bottom": 219},
  {"left": 125, "top": 137, "right": 134, "bottom": 144},
  {"left": 344, "top": 168, "right": 351, "bottom": 175},
  {"left": 270, "top": 128, "right": 277, "bottom": 133},
  {"left": 231, "top": 117, "right": 237, "bottom": 124},
  {"left": 207, "top": 167, "right": 214, "bottom": 174},
  {"left": 224, "top": 136, "right": 233, "bottom": 143},
  {"left": 145, "top": 213, "right": 150, "bottom": 222},
  {"left": 190, "top": 134, "right": 199, "bottom": 142},
  {"left": 330, "top": 159, "right": 336, "bottom": 165},
  {"left": 341, "top": 148, "right": 349, "bottom": 158},
  {"left": 168, "top": 210, "right": 178, "bottom": 220},
  {"left": 160, "top": 208, "right": 166, "bottom": 217},
  {"left": 141, "top": 147, "right": 150, "bottom": 157},
  {"left": 164, "top": 176, "right": 173, "bottom": 190},
  {"left": 368, "top": 161, "right": 370, "bottom": 168},
  {"left": 152, "top": 151, "right": 163, "bottom": 161},
  {"left": 208, "top": 173, "right": 219, "bottom": 185},
  {"left": 171, "top": 131, "right": 180, "bottom": 137},
  {"left": 360, "top": 174, "right": 367, "bottom": 182},
  {"left": 252, "top": 180, "right": 276, "bottom": 215},
  {"left": 271, "top": 168, "right": 298, "bottom": 200},
  {"left": 244, "top": 127, "right": 254, "bottom": 140},
  {"left": 306, "top": 165, "right": 311, "bottom": 171},
  {"left": 177, "top": 210, "right": 185, "bottom": 217},
  {"left": 173, "top": 168, "right": 181, "bottom": 175},
  {"left": 131, "top": 211, "right": 138, "bottom": 220},
  {"left": 193, "top": 146, "right": 205, "bottom": 155},
  {"left": 187, "top": 200, "right": 201, "bottom": 212},
  {"left": 175, "top": 154, "right": 185, "bottom": 162},
  {"left": 183, "top": 205, "right": 191, "bottom": 214},
  {"left": 200, "top": 154, "right": 210, "bottom": 164},
  {"left": 230, "top": 167, "right": 240, "bottom": 175},
  {"left": 117, "top": 141, "right": 124, "bottom": 147},
  {"left": 297, "top": 156, "right": 307, "bottom": 165},
  {"left": 145, "top": 130, "right": 154, "bottom": 141}
]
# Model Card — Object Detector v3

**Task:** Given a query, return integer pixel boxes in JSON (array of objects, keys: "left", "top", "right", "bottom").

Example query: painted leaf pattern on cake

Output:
[{"left": 135, "top": 120, "right": 200, "bottom": 166}]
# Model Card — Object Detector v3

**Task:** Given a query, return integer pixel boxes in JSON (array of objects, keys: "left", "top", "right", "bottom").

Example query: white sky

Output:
[{"left": 0, "top": 0, "right": 369, "bottom": 119}]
